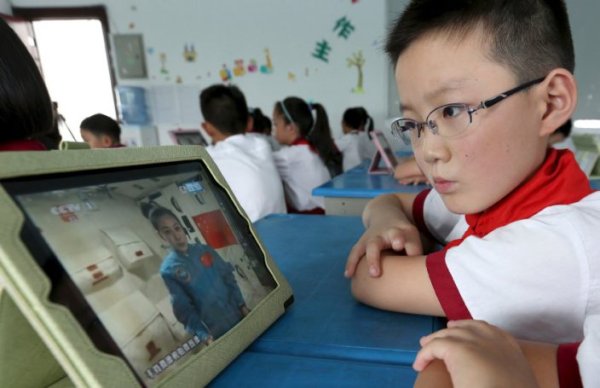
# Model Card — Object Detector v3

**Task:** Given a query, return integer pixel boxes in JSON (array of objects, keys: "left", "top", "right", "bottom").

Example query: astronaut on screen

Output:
[{"left": 147, "top": 206, "right": 250, "bottom": 344}]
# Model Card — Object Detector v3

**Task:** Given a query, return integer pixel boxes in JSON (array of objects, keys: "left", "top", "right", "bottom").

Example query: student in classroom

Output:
[
  {"left": 200, "top": 84, "right": 286, "bottom": 222},
  {"left": 272, "top": 97, "right": 341, "bottom": 214},
  {"left": 247, "top": 107, "right": 280, "bottom": 151},
  {"left": 412, "top": 317, "right": 599, "bottom": 387},
  {"left": 79, "top": 113, "right": 125, "bottom": 149},
  {"left": 345, "top": 0, "right": 600, "bottom": 345},
  {"left": 335, "top": 107, "right": 375, "bottom": 171},
  {"left": 0, "top": 18, "right": 53, "bottom": 151},
  {"left": 148, "top": 206, "right": 249, "bottom": 344}
]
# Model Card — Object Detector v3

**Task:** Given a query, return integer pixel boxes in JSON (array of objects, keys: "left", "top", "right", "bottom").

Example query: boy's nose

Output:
[{"left": 420, "top": 129, "right": 450, "bottom": 165}]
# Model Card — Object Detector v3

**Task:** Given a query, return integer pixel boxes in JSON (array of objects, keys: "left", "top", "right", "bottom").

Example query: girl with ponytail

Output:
[{"left": 272, "top": 97, "right": 341, "bottom": 214}]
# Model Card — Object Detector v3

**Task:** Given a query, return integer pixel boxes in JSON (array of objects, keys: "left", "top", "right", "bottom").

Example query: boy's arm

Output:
[
  {"left": 345, "top": 192, "right": 426, "bottom": 278},
  {"left": 351, "top": 252, "right": 443, "bottom": 316}
]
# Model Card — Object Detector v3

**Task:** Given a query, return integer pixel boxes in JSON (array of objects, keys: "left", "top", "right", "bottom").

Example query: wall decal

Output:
[
  {"left": 260, "top": 48, "right": 273, "bottom": 74},
  {"left": 312, "top": 40, "right": 332, "bottom": 63},
  {"left": 333, "top": 16, "right": 355, "bottom": 39},
  {"left": 347, "top": 50, "right": 365, "bottom": 93},
  {"left": 183, "top": 44, "right": 196, "bottom": 62}
]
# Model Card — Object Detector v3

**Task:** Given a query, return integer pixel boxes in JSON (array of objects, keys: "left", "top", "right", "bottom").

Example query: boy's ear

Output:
[
  {"left": 537, "top": 68, "right": 577, "bottom": 136},
  {"left": 101, "top": 134, "right": 113, "bottom": 147}
]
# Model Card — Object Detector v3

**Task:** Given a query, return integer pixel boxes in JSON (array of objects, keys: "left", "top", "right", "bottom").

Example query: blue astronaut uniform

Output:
[{"left": 160, "top": 243, "right": 246, "bottom": 340}]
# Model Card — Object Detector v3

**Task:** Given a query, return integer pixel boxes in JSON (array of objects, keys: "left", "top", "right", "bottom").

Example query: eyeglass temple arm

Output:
[{"left": 480, "top": 77, "right": 546, "bottom": 109}]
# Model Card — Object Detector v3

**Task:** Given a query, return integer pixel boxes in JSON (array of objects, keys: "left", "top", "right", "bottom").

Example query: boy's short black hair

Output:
[
  {"left": 200, "top": 84, "right": 249, "bottom": 136},
  {"left": 385, "top": 0, "right": 574, "bottom": 83},
  {"left": 80, "top": 113, "right": 121, "bottom": 142}
]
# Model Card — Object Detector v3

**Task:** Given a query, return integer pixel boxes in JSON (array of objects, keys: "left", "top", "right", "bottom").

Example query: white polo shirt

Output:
[
  {"left": 335, "top": 132, "right": 373, "bottom": 171},
  {"left": 206, "top": 134, "right": 286, "bottom": 222},
  {"left": 273, "top": 144, "right": 330, "bottom": 211},
  {"left": 416, "top": 188, "right": 600, "bottom": 343}
]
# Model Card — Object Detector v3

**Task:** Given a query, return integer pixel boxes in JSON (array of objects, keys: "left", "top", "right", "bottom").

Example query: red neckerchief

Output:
[
  {"left": 446, "top": 148, "right": 593, "bottom": 249},
  {"left": 0, "top": 139, "right": 46, "bottom": 151},
  {"left": 291, "top": 137, "right": 317, "bottom": 154}
]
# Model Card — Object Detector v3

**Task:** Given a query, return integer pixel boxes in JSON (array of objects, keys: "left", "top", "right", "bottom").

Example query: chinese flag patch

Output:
[{"left": 200, "top": 252, "right": 213, "bottom": 267}]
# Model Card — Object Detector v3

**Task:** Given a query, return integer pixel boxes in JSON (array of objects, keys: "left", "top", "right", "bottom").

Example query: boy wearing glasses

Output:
[{"left": 345, "top": 0, "right": 600, "bottom": 351}]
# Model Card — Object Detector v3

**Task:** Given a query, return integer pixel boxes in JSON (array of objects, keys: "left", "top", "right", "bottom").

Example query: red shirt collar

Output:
[
  {"left": 290, "top": 137, "right": 317, "bottom": 153},
  {"left": 447, "top": 148, "right": 592, "bottom": 248}
]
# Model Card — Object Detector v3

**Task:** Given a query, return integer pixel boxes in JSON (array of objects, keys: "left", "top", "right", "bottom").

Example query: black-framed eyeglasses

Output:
[{"left": 390, "top": 76, "right": 546, "bottom": 144}]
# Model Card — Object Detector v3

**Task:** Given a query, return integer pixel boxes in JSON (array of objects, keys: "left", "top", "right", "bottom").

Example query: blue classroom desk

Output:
[
  {"left": 315, "top": 163, "right": 600, "bottom": 216},
  {"left": 212, "top": 214, "right": 444, "bottom": 387},
  {"left": 313, "top": 160, "right": 428, "bottom": 216}
]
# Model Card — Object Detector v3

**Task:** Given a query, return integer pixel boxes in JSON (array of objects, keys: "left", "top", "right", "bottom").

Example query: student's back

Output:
[
  {"left": 271, "top": 97, "right": 333, "bottom": 213},
  {"left": 200, "top": 84, "right": 286, "bottom": 222},
  {"left": 206, "top": 133, "right": 286, "bottom": 221},
  {"left": 336, "top": 107, "right": 374, "bottom": 171},
  {"left": 272, "top": 141, "right": 330, "bottom": 212}
]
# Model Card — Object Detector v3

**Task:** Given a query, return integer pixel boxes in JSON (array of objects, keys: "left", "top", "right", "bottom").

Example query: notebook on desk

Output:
[
  {"left": 0, "top": 146, "right": 293, "bottom": 387},
  {"left": 368, "top": 131, "right": 399, "bottom": 175}
]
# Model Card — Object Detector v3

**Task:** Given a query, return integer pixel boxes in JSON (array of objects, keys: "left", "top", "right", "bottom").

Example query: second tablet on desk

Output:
[{"left": 369, "top": 131, "right": 399, "bottom": 175}]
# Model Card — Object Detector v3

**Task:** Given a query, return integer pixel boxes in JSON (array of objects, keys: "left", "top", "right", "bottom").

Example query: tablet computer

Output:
[
  {"left": 368, "top": 131, "right": 399, "bottom": 175},
  {"left": 0, "top": 146, "right": 293, "bottom": 387},
  {"left": 169, "top": 129, "right": 208, "bottom": 147}
]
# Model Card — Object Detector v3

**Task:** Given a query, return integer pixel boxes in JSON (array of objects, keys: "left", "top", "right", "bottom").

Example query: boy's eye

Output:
[
  {"left": 400, "top": 120, "right": 417, "bottom": 131},
  {"left": 441, "top": 105, "right": 465, "bottom": 119}
]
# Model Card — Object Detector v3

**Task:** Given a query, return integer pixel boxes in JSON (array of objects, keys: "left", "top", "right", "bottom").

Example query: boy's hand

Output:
[
  {"left": 414, "top": 320, "right": 538, "bottom": 388},
  {"left": 344, "top": 221, "right": 423, "bottom": 278}
]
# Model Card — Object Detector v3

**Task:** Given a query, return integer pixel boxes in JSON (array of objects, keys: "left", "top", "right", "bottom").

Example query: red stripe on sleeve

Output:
[
  {"left": 412, "top": 189, "right": 434, "bottom": 240},
  {"left": 426, "top": 249, "right": 472, "bottom": 320},
  {"left": 557, "top": 342, "right": 582, "bottom": 388}
]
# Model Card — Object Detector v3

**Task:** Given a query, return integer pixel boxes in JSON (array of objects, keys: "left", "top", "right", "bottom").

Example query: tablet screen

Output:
[
  {"left": 170, "top": 130, "right": 208, "bottom": 146},
  {"left": 375, "top": 132, "right": 398, "bottom": 169},
  {"left": 3, "top": 161, "right": 277, "bottom": 385}
]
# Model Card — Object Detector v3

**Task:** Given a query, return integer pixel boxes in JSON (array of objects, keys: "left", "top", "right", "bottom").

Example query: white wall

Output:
[
  {"left": 0, "top": 0, "right": 10, "bottom": 14},
  {"left": 567, "top": 0, "right": 600, "bottom": 121}
]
